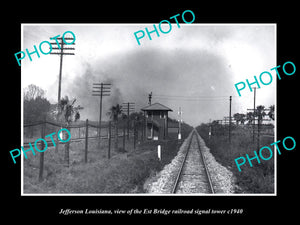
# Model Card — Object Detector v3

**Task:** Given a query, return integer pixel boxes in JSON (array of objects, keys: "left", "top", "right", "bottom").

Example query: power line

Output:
[
  {"left": 154, "top": 94, "right": 231, "bottom": 98},
  {"left": 153, "top": 97, "right": 229, "bottom": 101},
  {"left": 153, "top": 94, "right": 238, "bottom": 101}
]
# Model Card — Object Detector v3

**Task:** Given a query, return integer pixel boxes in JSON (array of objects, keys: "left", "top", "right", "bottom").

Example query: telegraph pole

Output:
[
  {"left": 247, "top": 88, "right": 271, "bottom": 148},
  {"left": 122, "top": 102, "right": 135, "bottom": 140},
  {"left": 229, "top": 96, "right": 232, "bottom": 144},
  {"left": 247, "top": 107, "right": 271, "bottom": 149},
  {"left": 50, "top": 37, "right": 75, "bottom": 107},
  {"left": 92, "top": 83, "right": 111, "bottom": 139},
  {"left": 253, "top": 87, "right": 256, "bottom": 143},
  {"left": 247, "top": 87, "right": 257, "bottom": 145},
  {"left": 50, "top": 36, "right": 75, "bottom": 152}
]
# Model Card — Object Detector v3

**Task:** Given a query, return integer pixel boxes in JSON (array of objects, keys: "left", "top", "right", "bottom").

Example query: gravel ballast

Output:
[{"left": 144, "top": 130, "right": 236, "bottom": 194}]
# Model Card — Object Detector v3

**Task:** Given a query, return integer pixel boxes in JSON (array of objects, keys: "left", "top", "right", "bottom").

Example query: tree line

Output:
[
  {"left": 232, "top": 105, "right": 274, "bottom": 125},
  {"left": 24, "top": 84, "right": 191, "bottom": 151},
  {"left": 24, "top": 84, "right": 82, "bottom": 126}
]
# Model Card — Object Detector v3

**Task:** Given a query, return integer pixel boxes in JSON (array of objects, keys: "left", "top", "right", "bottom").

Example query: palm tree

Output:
[
  {"left": 255, "top": 105, "right": 266, "bottom": 125},
  {"left": 233, "top": 113, "right": 240, "bottom": 125},
  {"left": 246, "top": 112, "right": 254, "bottom": 125},
  {"left": 58, "top": 96, "right": 82, "bottom": 165},
  {"left": 107, "top": 104, "right": 123, "bottom": 151},
  {"left": 240, "top": 113, "right": 246, "bottom": 125},
  {"left": 268, "top": 105, "right": 275, "bottom": 120},
  {"left": 59, "top": 96, "right": 81, "bottom": 124},
  {"left": 233, "top": 113, "right": 246, "bottom": 125}
]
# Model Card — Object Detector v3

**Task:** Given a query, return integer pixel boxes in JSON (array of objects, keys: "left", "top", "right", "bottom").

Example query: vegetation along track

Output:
[{"left": 172, "top": 130, "right": 214, "bottom": 194}]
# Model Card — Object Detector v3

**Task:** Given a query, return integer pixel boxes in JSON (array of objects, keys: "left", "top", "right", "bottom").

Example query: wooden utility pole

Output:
[
  {"left": 122, "top": 121, "right": 126, "bottom": 151},
  {"left": 133, "top": 120, "right": 137, "bottom": 149},
  {"left": 84, "top": 119, "right": 89, "bottom": 163},
  {"left": 92, "top": 83, "right": 111, "bottom": 146},
  {"left": 247, "top": 87, "right": 257, "bottom": 145},
  {"left": 50, "top": 36, "right": 75, "bottom": 152},
  {"left": 247, "top": 107, "right": 271, "bottom": 148},
  {"left": 256, "top": 106, "right": 271, "bottom": 149},
  {"left": 229, "top": 96, "right": 232, "bottom": 144},
  {"left": 122, "top": 102, "right": 135, "bottom": 140},
  {"left": 39, "top": 120, "right": 46, "bottom": 182},
  {"left": 50, "top": 37, "right": 75, "bottom": 108},
  {"left": 253, "top": 87, "right": 256, "bottom": 143},
  {"left": 108, "top": 121, "right": 111, "bottom": 159}
]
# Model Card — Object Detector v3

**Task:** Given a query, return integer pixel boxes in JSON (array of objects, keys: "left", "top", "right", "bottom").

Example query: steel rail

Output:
[
  {"left": 194, "top": 131, "right": 215, "bottom": 194},
  {"left": 172, "top": 130, "right": 215, "bottom": 194},
  {"left": 172, "top": 131, "right": 195, "bottom": 193}
]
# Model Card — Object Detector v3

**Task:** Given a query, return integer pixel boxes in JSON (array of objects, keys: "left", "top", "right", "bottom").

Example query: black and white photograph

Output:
[
  {"left": 21, "top": 23, "right": 276, "bottom": 195},
  {"left": 3, "top": 3, "right": 299, "bottom": 221}
]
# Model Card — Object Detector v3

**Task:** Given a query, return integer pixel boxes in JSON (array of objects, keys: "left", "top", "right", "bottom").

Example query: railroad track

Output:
[{"left": 172, "top": 130, "right": 214, "bottom": 194}]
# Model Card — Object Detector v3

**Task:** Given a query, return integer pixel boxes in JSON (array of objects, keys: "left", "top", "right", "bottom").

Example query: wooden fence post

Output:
[
  {"left": 55, "top": 127, "right": 59, "bottom": 153},
  {"left": 64, "top": 125, "right": 70, "bottom": 167},
  {"left": 39, "top": 120, "right": 46, "bottom": 182},
  {"left": 85, "top": 119, "right": 89, "bottom": 163},
  {"left": 108, "top": 121, "right": 111, "bottom": 159},
  {"left": 141, "top": 121, "right": 144, "bottom": 141},
  {"left": 122, "top": 123, "right": 126, "bottom": 151},
  {"left": 133, "top": 121, "right": 136, "bottom": 150}
]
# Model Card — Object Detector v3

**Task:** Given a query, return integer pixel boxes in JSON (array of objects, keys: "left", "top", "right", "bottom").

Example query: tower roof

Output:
[{"left": 141, "top": 102, "right": 173, "bottom": 111}]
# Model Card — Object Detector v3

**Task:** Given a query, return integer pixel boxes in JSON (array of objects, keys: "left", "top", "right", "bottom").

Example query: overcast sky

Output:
[{"left": 21, "top": 24, "right": 276, "bottom": 127}]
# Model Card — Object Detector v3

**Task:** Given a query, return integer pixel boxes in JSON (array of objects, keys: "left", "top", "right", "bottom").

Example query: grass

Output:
[
  {"left": 196, "top": 124, "right": 274, "bottom": 193},
  {"left": 23, "top": 120, "right": 193, "bottom": 194},
  {"left": 23, "top": 132, "right": 187, "bottom": 194}
]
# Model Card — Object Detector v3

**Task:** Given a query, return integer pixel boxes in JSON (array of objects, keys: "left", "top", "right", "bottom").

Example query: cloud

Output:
[
  {"left": 22, "top": 24, "right": 276, "bottom": 127},
  {"left": 61, "top": 47, "right": 235, "bottom": 126}
]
